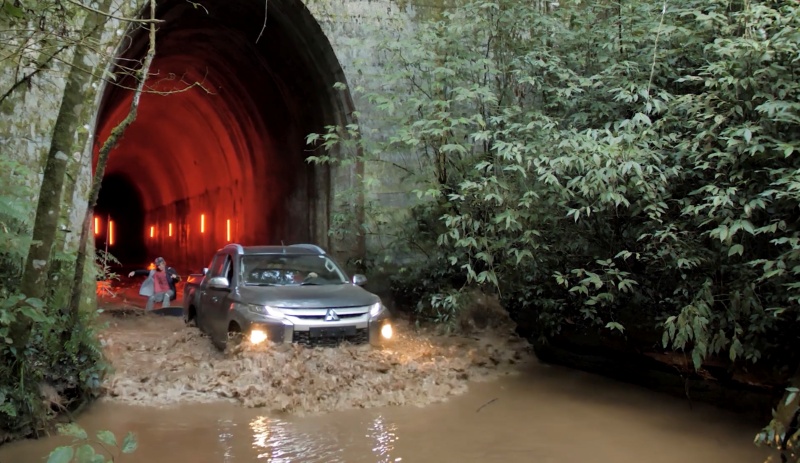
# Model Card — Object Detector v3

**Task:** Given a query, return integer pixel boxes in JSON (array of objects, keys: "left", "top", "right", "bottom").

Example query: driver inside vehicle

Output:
[
  {"left": 291, "top": 271, "right": 318, "bottom": 284},
  {"left": 242, "top": 255, "right": 342, "bottom": 286}
]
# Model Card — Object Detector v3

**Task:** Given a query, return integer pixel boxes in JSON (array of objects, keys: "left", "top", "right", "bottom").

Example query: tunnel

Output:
[
  {"left": 93, "top": 0, "right": 360, "bottom": 273},
  {"left": 94, "top": 173, "right": 146, "bottom": 265}
]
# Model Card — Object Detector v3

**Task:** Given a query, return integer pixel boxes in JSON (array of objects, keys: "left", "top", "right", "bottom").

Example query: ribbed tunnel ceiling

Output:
[{"left": 93, "top": 0, "right": 353, "bottom": 271}]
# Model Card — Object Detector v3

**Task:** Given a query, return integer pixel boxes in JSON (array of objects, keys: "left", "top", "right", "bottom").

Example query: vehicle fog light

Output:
[
  {"left": 380, "top": 323, "right": 393, "bottom": 340},
  {"left": 249, "top": 329, "right": 268, "bottom": 345}
]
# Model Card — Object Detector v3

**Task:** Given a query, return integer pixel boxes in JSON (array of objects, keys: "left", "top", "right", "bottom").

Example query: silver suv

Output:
[{"left": 182, "top": 244, "right": 393, "bottom": 349}]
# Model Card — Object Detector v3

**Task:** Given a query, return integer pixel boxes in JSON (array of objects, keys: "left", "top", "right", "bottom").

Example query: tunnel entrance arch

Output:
[{"left": 93, "top": 0, "right": 361, "bottom": 273}]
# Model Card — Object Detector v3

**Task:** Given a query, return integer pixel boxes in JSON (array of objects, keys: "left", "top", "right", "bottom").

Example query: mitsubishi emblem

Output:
[{"left": 324, "top": 309, "right": 340, "bottom": 322}]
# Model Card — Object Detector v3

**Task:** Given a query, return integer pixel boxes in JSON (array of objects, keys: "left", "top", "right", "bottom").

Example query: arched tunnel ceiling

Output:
[{"left": 94, "top": 0, "right": 354, "bottom": 270}]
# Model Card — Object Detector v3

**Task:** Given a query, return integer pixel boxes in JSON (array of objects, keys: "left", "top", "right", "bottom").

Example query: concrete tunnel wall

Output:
[{"left": 92, "top": 0, "right": 361, "bottom": 273}]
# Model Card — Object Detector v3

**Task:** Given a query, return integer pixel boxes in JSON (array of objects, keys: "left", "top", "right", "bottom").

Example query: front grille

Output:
[
  {"left": 280, "top": 306, "right": 369, "bottom": 319},
  {"left": 293, "top": 328, "right": 369, "bottom": 347},
  {"left": 292, "top": 313, "right": 363, "bottom": 321}
]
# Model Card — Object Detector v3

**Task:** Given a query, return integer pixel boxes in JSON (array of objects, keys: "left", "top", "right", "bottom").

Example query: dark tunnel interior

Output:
[
  {"left": 94, "top": 173, "right": 146, "bottom": 264},
  {"left": 93, "top": 0, "right": 356, "bottom": 273}
]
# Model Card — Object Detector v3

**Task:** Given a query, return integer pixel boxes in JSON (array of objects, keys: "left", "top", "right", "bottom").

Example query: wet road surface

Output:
[{"left": 0, "top": 361, "right": 771, "bottom": 463}]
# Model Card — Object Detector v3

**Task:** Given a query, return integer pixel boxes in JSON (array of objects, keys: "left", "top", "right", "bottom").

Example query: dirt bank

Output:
[{"left": 98, "top": 311, "right": 530, "bottom": 415}]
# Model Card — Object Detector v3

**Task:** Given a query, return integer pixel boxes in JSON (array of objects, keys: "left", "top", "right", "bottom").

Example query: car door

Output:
[
  {"left": 202, "top": 254, "right": 234, "bottom": 342},
  {"left": 199, "top": 254, "right": 227, "bottom": 339}
]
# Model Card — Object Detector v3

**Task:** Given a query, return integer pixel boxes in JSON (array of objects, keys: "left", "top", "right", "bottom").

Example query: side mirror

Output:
[
  {"left": 352, "top": 274, "right": 368, "bottom": 286},
  {"left": 202, "top": 267, "right": 209, "bottom": 275},
  {"left": 208, "top": 276, "right": 230, "bottom": 290}
]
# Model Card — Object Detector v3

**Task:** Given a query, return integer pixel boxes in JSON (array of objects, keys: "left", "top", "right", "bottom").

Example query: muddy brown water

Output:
[{"left": 0, "top": 361, "right": 773, "bottom": 463}]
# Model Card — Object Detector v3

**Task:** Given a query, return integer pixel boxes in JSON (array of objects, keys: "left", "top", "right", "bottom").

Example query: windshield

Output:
[{"left": 241, "top": 254, "right": 348, "bottom": 286}]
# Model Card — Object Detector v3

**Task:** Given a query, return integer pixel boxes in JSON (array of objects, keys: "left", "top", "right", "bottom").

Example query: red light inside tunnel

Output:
[
  {"left": 226, "top": 219, "right": 231, "bottom": 242},
  {"left": 94, "top": 217, "right": 100, "bottom": 236},
  {"left": 200, "top": 214, "right": 206, "bottom": 233},
  {"left": 108, "top": 220, "right": 115, "bottom": 245},
  {"left": 150, "top": 226, "right": 155, "bottom": 238},
  {"left": 169, "top": 223, "right": 173, "bottom": 237}
]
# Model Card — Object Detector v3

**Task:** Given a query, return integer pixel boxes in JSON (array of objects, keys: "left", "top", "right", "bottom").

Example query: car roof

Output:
[{"left": 222, "top": 243, "right": 327, "bottom": 256}]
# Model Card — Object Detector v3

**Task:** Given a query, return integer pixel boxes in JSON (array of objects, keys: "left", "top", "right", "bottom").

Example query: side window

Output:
[
  {"left": 224, "top": 257, "right": 233, "bottom": 283},
  {"left": 212, "top": 255, "right": 232, "bottom": 284},
  {"left": 209, "top": 254, "right": 226, "bottom": 277}
]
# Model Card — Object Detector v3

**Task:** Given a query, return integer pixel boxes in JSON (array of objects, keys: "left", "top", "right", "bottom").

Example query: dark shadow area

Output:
[
  {"left": 95, "top": 172, "right": 146, "bottom": 266},
  {"left": 531, "top": 328, "right": 782, "bottom": 422}
]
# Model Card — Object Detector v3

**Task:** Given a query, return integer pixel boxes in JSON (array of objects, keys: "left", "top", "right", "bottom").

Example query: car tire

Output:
[
  {"left": 225, "top": 323, "right": 244, "bottom": 354},
  {"left": 195, "top": 307, "right": 209, "bottom": 334},
  {"left": 184, "top": 306, "right": 197, "bottom": 327}
]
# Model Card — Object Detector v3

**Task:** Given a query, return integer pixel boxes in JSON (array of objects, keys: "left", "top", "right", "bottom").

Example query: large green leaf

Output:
[
  {"left": 1, "top": 2, "right": 24, "bottom": 19},
  {"left": 47, "top": 447, "right": 74, "bottom": 463},
  {"left": 96, "top": 430, "right": 117, "bottom": 447},
  {"left": 58, "top": 423, "right": 88, "bottom": 440},
  {"left": 121, "top": 432, "right": 138, "bottom": 454},
  {"left": 74, "top": 444, "right": 96, "bottom": 463}
]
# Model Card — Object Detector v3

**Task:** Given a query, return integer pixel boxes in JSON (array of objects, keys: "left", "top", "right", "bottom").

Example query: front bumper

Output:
[{"left": 241, "top": 309, "right": 393, "bottom": 347}]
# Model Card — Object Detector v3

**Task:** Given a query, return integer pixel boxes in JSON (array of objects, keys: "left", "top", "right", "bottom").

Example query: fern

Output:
[{"left": 0, "top": 158, "right": 36, "bottom": 289}]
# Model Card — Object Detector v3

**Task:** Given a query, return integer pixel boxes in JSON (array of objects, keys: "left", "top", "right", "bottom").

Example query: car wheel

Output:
[
  {"left": 195, "top": 307, "right": 205, "bottom": 332},
  {"left": 225, "top": 323, "right": 244, "bottom": 354},
  {"left": 184, "top": 306, "right": 197, "bottom": 327}
]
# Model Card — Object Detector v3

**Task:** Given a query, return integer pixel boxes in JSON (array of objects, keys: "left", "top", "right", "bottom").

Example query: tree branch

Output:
[
  {"left": 65, "top": 0, "right": 164, "bottom": 24},
  {"left": 0, "top": 42, "right": 73, "bottom": 105},
  {"left": 48, "top": 53, "right": 215, "bottom": 96},
  {"left": 255, "top": 0, "right": 268, "bottom": 43},
  {"left": 68, "top": 0, "right": 159, "bottom": 318},
  {"left": 647, "top": 0, "right": 668, "bottom": 97}
]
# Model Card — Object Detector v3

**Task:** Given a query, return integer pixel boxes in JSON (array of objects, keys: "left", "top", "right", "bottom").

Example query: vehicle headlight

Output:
[
  {"left": 369, "top": 302, "right": 384, "bottom": 317},
  {"left": 249, "top": 329, "right": 268, "bottom": 344},
  {"left": 246, "top": 304, "right": 284, "bottom": 319},
  {"left": 380, "top": 323, "right": 393, "bottom": 339}
]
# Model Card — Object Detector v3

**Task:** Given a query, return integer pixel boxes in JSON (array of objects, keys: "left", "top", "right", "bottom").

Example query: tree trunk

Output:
[
  {"left": 11, "top": 0, "right": 114, "bottom": 348},
  {"left": 18, "top": 0, "right": 114, "bottom": 300},
  {"left": 67, "top": 0, "right": 158, "bottom": 322}
]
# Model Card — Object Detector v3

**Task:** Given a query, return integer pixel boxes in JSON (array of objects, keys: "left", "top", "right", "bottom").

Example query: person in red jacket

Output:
[{"left": 128, "top": 257, "right": 181, "bottom": 311}]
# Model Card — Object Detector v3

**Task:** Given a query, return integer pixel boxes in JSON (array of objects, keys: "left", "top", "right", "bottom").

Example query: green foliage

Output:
[
  {"left": 0, "top": 157, "right": 36, "bottom": 289},
  {"left": 308, "top": 0, "right": 800, "bottom": 369},
  {"left": 0, "top": 156, "right": 109, "bottom": 438},
  {"left": 0, "top": 0, "right": 129, "bottom": 446},
  {"left": 754, "top": 383, "right": 800, "bottom": 463},
  {"left": 0, "top": 0, "right": 85, "bottom": 37},
  {"left": 95, "top": 250, "right": 120, "bottom": 282},
  {"left": 47, "top": 423, "right": 137, "bottom": 463},
  {"left": 0, "top": 150, "right": 110, "bottom": 439},
  {"left": 0, "top": 288, "right": 109, "bottom": 436}
]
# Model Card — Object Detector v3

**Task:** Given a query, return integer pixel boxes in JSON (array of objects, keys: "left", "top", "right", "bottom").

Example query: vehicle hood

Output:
[{"left": 236, "top": 284, "right": 380, "bottom": 309}]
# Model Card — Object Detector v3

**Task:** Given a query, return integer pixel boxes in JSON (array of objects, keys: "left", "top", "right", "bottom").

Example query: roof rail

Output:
[
  {"left": 223, "top": 243, "right": 244, "bottom": 254},
  {"left": 288, "top": 243, "right": 326, "bottom": 255}
]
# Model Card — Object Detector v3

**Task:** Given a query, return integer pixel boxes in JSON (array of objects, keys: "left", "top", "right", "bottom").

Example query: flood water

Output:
[{"left": 0, "top": 361, "right": 771, "bottom": 463}]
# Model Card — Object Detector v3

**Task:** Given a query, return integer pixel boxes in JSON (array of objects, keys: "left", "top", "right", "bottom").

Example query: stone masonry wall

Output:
[{"left": 0, "top": 0, "right": 437, "bottom": 269}]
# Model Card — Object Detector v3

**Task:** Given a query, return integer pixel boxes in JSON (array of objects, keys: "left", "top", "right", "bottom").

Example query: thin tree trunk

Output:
[
  {"left": 11, "top": 0, "right": 114, "bottom": 348},
  {"left": 18, "top": 0, "right": 114, "bottom": 300},
  {"left": 67, "top": 0, "right": 158, "bottom": 321}
]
